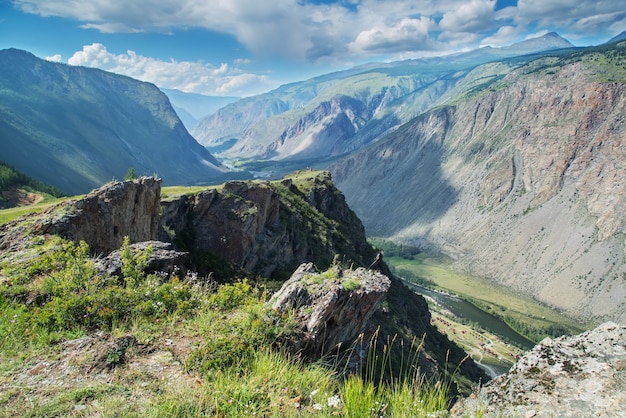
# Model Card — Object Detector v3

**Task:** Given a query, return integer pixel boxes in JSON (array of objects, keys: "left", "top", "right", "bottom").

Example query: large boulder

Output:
[
  {"left": 452, "top": 322, "right": 626, "bottom": 417},
  {"left": 271, "top": 262, "right": 391, "bottom": 357}
]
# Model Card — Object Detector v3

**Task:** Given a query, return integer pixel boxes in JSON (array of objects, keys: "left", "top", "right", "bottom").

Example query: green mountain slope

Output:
[
  {"left": 0, "top": 161, "right": 65, "bottom": 209},
  {"left": 0, "top": 49, "right": 227, "bottom": 195}
]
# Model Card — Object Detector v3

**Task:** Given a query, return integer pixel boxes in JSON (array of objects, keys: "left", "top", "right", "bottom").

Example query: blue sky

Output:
[{"left": 1, "top": 0, "right": 625, "bottom": 97}]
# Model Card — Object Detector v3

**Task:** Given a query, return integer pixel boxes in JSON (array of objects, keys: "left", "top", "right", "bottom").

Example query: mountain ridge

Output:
[
  {"left": 330, "top": 42, "right": 626, "bottom": 323},
  {"left": 191, "top": 32, "right": 575, "bottom": 164},
  {"left": 0, "top": 49, "right": 227, "bottom": 195}
]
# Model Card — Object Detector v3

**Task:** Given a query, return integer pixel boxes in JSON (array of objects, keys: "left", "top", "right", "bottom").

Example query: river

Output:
[{"left": 403, "top": 280, "right": 536, "bottom": 350}]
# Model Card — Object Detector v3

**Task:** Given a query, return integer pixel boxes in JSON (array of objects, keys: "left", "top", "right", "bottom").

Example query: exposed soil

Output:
[{"left": 1, "top": 188, "right": 43, "bottom": 207}]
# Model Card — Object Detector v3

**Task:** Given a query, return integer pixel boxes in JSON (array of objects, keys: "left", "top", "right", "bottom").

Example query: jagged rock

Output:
[
  {"left": 160, "top": 170, "right": 374, "bottom": 279},
  {"left": 32, "top": 177, "right": 161, "bottom": 255},
  {"left": 94, "top": 241, "right": 189, "bottom": 278},
  {"left": 452, "top": 322, "right": 626, "bottom": 417},
  {"left": 271, "top": 262, "right": 391, "bottom": 357}
]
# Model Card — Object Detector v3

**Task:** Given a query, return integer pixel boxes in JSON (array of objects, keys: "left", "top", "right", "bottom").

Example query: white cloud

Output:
[
  {"left": 515, "top": 0, "right": 626, "bottom": 30},
  {"left": 45, "top": 54, "right": 62, "bottom": 62},
  {"left": 67, "top": 43, "right": 277, "bottom": 96},
  {"left": 480, "top": 26, "right": 523, "bottom": 47},
  {"left": 13, "top": 0, "right": 626, "bottom": 64},
  {"left": 439, "top": 0, "right": 496, "bottom": 33},
  {"left": 350, "top": 17, "right": 436, "bottom": 54}
]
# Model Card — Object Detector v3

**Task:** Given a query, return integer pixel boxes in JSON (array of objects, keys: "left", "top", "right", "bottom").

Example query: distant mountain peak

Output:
[{"left": 503, "top": 32, "right": 573, "bottom": 53}]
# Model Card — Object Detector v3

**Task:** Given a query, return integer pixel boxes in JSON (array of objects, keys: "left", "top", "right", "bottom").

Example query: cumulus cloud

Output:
[
  {"left": 13, "top": 0, "right": 488, "bottom": 61},
  {"left": 13, "top": 0, "right": 626, "bottom": 64},
  {"left": 67, "top": 43, "right": 276, "bottom": 96},
  {"left": 45, "top": 54, "right": 62, "bottom": 62},
  {"left": 515, "top": 0, "right": 626, "bottom": 30},
  {"left": 350, "top": 17, "right": 436, "bottom": 54},
  {"left": 439, "top": 0, "right": 496, "bottom": 33},
  {"left": 480, "top": 26, "right": 523, "bottom": 47}
]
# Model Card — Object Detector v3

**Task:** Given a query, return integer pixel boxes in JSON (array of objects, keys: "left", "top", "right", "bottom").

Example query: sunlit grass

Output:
[
  {"left": 0, "top": 235, "right": 457, "bottom": 417},
  {"left": 387, "top": 253, "right": 583, "bottom": 341}
]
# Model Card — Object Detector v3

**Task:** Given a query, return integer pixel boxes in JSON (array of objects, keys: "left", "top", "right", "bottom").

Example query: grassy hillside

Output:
[
  {"left": 0, "top": 161, "right": 65, "bottom": 209},
  {"left": 0, "top": 233, "right": 454, "bottom": 417},
  {"left": 0, "top": 173, "right": 489, "bottom": 415}
]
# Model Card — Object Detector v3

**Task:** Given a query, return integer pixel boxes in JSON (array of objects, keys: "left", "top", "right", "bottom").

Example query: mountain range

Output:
[
  {"left": 329, "top": 41, "right": 626, "bottom": 323},
  {"left": 191, "top": 32, "right": 574, "bottom": 163},
  {"left": 1, "top": 33, "right": 624, "bottom": 325},
  {"left": 159, "top": 88, "right": 239, "bottom": 131},
  {"left": 0, "top": 49, "right": 227, "bottom": 195}
]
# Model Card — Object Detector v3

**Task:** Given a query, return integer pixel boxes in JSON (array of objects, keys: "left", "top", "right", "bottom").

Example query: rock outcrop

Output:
[
  {"left": 0, "top": 177, "right": 161, "bottom": 258},
  {"left": 452, "top": 322, "right": 626, "bottom": 417},
  {"left": 271, "top": 262, "right": 391, "bottom": 357},
  {"left": 160, "top": 170, "right": 374, "bottom": 279},
  {"left": 32, "top": 177, "right": 162, "bottom": 255},
  {"left": 94, "top": 241, "right": 189, "bottom": 278}
]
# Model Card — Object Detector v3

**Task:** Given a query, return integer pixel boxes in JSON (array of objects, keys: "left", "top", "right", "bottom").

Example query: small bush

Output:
[{"left": 207, "top": 279, "right": 256, "bottom": 310}]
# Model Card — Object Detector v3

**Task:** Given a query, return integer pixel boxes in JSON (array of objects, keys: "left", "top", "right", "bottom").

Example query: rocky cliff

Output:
[
  {"left": 0, "top": 177, "right": 161, "bottom": 256},
  {"left": 160, "top": 170, "right": 375, "bottom": 279},
  {"left": 331, "top": 44, "right": 626, "bottom": 323}
]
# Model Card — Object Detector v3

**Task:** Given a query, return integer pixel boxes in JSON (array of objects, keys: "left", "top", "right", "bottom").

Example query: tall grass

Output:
[
  {"left": 339, "top": 330, "right": 455, "bottom": 417},
  {"left": 0, "top": 235, "right": 456, "bottom": 417}
]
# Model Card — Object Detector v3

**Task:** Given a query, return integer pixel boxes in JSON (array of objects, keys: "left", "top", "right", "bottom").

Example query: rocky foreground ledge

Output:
[
  {"left": 271, "top": 262, "right": 391, "bottom": 358},
  {"left": 452, "top": 321, "right": 626, "bottom": 417}
]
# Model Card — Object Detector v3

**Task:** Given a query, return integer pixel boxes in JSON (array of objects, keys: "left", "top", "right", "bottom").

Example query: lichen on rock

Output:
[{"left": 452, "top": 321, "right": 626, "bottom": 417}]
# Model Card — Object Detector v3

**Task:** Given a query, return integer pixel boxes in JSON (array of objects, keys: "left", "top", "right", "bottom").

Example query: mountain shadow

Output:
[{"left": 330, "top": 106, "right": 458, "bottom": 240}]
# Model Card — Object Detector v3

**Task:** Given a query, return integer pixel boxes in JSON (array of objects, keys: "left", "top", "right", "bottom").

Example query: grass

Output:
[
  {"left": 0, "top": 196, "right": 73, "bottom": 225},
  {"left": 386, "top": 253, "right": 583, "bottom": 342},
  {"left": 0, "top": 235, "right": 455, "bottom": 417},
  {"left": 160, "top": 184, "right": 223, "bottom": 200}
]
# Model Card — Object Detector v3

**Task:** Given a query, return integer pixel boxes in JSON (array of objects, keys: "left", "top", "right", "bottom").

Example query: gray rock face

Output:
[
  {"left": 332, "top": 59, "right": 626, "bottom": 323},
  {"left": 271, "top": 262, "right": 391, "bottom": 357},
  {"left": 452, "top": 322, "right": 626, "bottom": 417},
  {"left": 94, "top": 241, "right": 188, "bottom": 278},
  {"left": 32, "top": 177, "right": 161, "bottom": 255},
  {"left": 160, "top": 171, "right": 374, "bottom": 279}
]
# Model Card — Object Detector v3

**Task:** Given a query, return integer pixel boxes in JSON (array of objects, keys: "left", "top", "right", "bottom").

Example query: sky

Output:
[{"left": 1, "top": 0, "right": 625, "bottom": 97}]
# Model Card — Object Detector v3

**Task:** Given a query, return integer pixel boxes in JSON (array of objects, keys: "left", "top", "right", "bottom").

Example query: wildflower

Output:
[
  {"left": 310, "top": 389, "right": 319, "bottom": 398},
  {"left": 327, "top": 395, "right": 341, "bottom": 408},
  {"left": 312, "top": 403, "right": 323, "bottom": 411}
]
